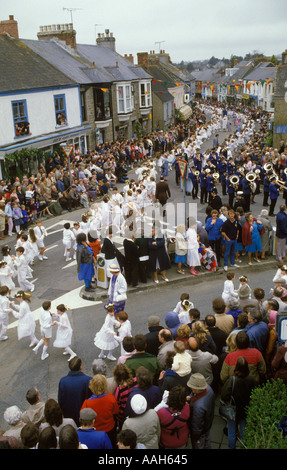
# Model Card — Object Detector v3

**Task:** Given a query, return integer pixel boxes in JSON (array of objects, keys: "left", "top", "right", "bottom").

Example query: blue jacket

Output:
[
  {"left": 77, "top": 428, "right": 112, "bottom": 449},
  {"left": 244, "top": 321, "right": 269, "bottom": 354},
  {"left": 276, "top": 210, "right": 287, "bottom": 239},
  {"left": 58, "top": 371, "right": 92, "bottom": 426},
  {"left": 205, "top": 217, "right": 223, "bottom": 241},
  {"left": 269, "top": 182, "right": 279, "bottom": 200}
]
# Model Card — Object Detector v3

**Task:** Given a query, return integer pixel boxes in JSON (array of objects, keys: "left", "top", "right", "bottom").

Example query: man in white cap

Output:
[
  {"left": 106, "top": 264, "right": 127, "bottom": 314},
  {"left": 187, "top": 372, "right": 215, "bottom": 449}
]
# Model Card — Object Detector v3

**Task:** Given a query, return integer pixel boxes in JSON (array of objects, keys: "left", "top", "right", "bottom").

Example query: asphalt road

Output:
[{"left": 0, "top": 118, "right": 282, "bottom": 435}]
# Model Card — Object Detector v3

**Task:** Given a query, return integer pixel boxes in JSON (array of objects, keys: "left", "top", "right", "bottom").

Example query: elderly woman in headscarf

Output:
[
  {"left": 174, "top": 224, "right": 188, "bottom": 274},
  {"left": 257, "top": 208, "right": 273, "bottom": 260}
]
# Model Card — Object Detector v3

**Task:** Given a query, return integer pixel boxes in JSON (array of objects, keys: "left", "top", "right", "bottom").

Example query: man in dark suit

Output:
[
  {"left": 155, "top": 176, "right": 171, "bottom": 217},
  {"left": 123, "top": 233, "right": 139, "bottom": 287}
]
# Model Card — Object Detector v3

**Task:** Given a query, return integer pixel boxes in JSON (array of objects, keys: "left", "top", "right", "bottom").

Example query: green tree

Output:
[{"left": 243, "top": 379, "right": 287, "bottom": 449}]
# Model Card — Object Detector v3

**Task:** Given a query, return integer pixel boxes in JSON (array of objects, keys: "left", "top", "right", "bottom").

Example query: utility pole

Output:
[{"left": 155, "top": 40, "right": 165, "bottom": 53}]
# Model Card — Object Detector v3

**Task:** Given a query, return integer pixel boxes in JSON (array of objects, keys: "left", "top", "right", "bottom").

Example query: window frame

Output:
[
  {"left": 11, "top": 99, "right": 30, "bottom": 137},
  {"left": 139, "top": 81, "right": 152, "bottom": 108},
  {"left": 116, "top": 83, "right": 134, "bottom": 114},
  {"left": 54, "top": 93, "right": 67, "bottom": 127}
]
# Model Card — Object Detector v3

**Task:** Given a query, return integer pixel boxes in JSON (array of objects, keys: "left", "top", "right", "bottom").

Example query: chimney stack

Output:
[
  {"left": 96, "top": 29, "right": 116, "bottom": 51},
  {"left": 137, "top": 52, "right": 148, "bottom": 68},
  {"left": 37, "top": 23, "right": 77, "bottom": 49},
  {"left": 0, "top": 15, "right": 19, "bottom": 38}
]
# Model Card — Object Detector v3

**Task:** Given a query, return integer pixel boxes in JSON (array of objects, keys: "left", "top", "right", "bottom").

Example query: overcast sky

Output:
[{"left": 3, "top": 0, "right": 287, "bottom": 63}]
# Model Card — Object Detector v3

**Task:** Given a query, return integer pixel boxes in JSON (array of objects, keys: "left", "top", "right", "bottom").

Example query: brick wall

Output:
[{"left": 0, "top": 15, "right": 18, "bottom": 38}]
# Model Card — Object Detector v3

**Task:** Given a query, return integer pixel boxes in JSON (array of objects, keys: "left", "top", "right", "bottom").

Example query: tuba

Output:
[
  {"left": 229, "top": 175, "right": 240, "bottom": 187},
  {"left": 264, "top": 162, "right": 273, "bottom": 172},
  {"left": 246, "top": 172, "right": 257, "bottom": 193}
]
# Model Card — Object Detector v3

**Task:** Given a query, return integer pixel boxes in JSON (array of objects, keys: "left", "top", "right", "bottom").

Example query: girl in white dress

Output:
[
  {"left": 33, "top": 300, "right": 55, "bottom": 361},
  {"left": 1, "top": 245, "right": 17, "bottom": 279},
  {"left": 28, "top": 228, "right": 40, "bottom": 264},
  {"left": 34, "top": 219, "right": 48, "bottom": 261},
  {"left": 62, "top": 223, "right": 76, "bottom": 261},
  {"left": 11, "top": 290, "right": 38, "bottom": 348},
  {"left": 0, "top": 286, "right": 13, "bottom": 341},
  {"left": 222, "top": 272, "right": 238, "bottom": 304},
  {"left": 114, "top": 310, "right": 132, "bottom": 355},
  {"left": 19, "top": 233, "right": 35, "bottom": 266},
  {"left": 0, "top": 260, "right": 15, "bottom": 290},
  {"left": 52, "top": 304, "right": 77, "bottom": 362},
  {"left": 94, "top": 304, "right": 121, "bottom": 361},
  {"left": 12, "top": 247, "right": 35, "bottom": 292}
]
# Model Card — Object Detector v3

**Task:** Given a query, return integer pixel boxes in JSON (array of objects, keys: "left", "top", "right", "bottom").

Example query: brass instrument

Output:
[
  {"left": 264, "top": 162, "right": 273, "bottom": 172},
  {"left": 229, "top": 175, "right": 240, "bottom": 187},
  {"left": 246, "top": 171, "right": 257, "bottom": 193},
  {"left": 213, "top": 173, "right": 220, "bottom": 180},
  {"left": 254, "top": 169, "right": 261, "bottom": 174},
  {"left": 194, "top": 170, "right": 200, "bottom": 176}
]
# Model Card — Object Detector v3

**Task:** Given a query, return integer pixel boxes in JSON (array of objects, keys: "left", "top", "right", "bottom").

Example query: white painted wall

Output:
[{"left": 0, "top": 86, "right": 81, "bottom": 147}]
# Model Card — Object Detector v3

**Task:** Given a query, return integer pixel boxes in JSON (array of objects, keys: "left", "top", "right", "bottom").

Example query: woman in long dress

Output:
[
  {"left": 11, "top": 290, "right": 38, "bottom": 348},
  {"left": 242, "top": 213, "right": 263, "bottom": 265},
  {"left": 186, "top": 217, "right": 201, "bottom": 275}
]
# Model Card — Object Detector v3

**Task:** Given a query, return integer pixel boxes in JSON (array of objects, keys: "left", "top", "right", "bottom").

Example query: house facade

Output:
[{"left": 0, "top": 32, "right": 88, "bottom": 178}]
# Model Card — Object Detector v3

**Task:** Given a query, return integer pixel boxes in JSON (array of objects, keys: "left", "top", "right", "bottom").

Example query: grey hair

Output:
[
  {"left": 91, "top": 359, "right": 107, "bottom": 376},
  {"left": 4, "top": 405, "right": 22, "bottom": 425},
  {"left": 247, "top": 306, "right": 262, "bottom": 323}
]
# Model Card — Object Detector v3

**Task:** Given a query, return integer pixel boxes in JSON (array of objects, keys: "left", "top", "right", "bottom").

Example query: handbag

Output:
[{"left": 219, "top": 376, "right": 236, "bottom": 421}]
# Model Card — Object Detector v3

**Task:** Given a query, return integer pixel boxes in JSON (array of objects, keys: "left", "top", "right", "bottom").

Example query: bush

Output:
[{"left": 243, "top": 379, "right": 287, "bottom": 449}]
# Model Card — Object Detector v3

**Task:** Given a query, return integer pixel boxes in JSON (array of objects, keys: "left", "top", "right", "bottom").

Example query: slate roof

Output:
[
  {"left": 0, "top": 34, "right": 76, "bottom": 93},
  {"left": 243, "top": 62, "right": 277, "bottom": 81},
  {"left": 21, "top": 38, "right": 151, "bottom": 85}
]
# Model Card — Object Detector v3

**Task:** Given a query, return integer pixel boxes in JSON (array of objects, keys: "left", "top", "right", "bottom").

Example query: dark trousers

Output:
[
  {"left": 200, "top": 188, "right": 207, "bottom": 203},
  {"left": 209, "top": 238, "right": 221, "bottom": 265},
  {"left": 263, "top": 191, "right": 269, "bottom": 206},
  {"left": 269, "top": 198, "right": 278, "bottom": 216},
  {"left": 244, "top": 194, "right": 251, "bottom": 212},
  {"left": 192, "top": 183, "right": 198, "bottom": 199},
  {"left": 125, "top": 261, "right": 139, "bottom": 286}
]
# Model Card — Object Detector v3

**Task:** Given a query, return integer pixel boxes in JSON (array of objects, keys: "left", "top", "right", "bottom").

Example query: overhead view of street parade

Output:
[{"left": 1, "top": 0, "right": 287, "bottom": 456}]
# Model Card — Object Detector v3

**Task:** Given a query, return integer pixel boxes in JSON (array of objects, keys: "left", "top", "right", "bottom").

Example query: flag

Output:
[{"left": 101, "top": 88, "right": 108, "bottom": 92}]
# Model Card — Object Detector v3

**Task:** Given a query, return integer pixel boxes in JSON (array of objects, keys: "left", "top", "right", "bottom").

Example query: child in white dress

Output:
[
  {"left": 222, "top": 272, "right": 238, "bottom": 304},
  {"left": 114, "top": 310, "right": 132, "bottom": 355},
  {"left": 0, "top": 286, "right": 13, "bottom": 341},
  {"left": 12, "top": 247, "right": 35, "bottom": 292},
  {"left": 1, "top": 245, "right": 17, "bottom": 279},
  {"left": 174, "top": 293, "right": 194, "bottom": 325},
  {"left": 62, "top": 223, "right": 76, "bottom": 261},
  {"left": 0, "top": 260, "right": 15, "bottom": 290},
  {"left": 34, "top": 219, "right": 48, "bottom": 261},
  {"left": 33, "top": 300, "right": 55, "bottom": 360},
  {"left": 94, "top": 304, "right": 121, "bottom": 361},
  {"left": 186, "top": 218, "right": 201, "bottom": 276},
  {"left": 52, "top": 304, "right": 77, "bottom": 362},
  {"left": 19, "top": 233, "right": 34, "bottom": 266},
  {"left": 238, "top": 275, "right": 252, "bottom": 299},
  {"left": 28, "top": 228, "right": 40, "bottom": 264},
  {"left": 11, "top": 290, "right": 38, "bottom": 348}
]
